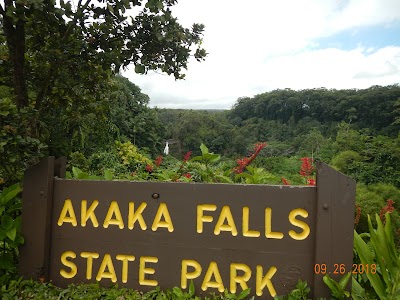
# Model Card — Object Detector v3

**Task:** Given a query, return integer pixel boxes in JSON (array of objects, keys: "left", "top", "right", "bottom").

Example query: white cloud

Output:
[
  {"left": 122, "top": 0, "right": 400, "bottom": 109},
  {"left": 259, "top": 46, "right": 400, "bottom": 90},
  {"left": 329, "top": 0, "right": 400, "bottom": 32}
]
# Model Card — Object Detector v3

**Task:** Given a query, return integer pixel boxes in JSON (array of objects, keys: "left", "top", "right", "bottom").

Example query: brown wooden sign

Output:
[{"left": 20, "top": 157, "right": 355, "bottom": 298}]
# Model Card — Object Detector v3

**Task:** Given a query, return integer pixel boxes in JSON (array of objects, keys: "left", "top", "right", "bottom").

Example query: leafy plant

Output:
[
  {"left": 66, "top": 167, "right": 114, "bottom": 181},
  {"left": 222, "top": 288, "right": 252, "bottom": 300},
  {"left": 322, "top": 272, "right": 351, "bottom": 299},
  {"left": 115, "top": 141, "right": 152, "bottom": 168},
  {"left": 191, "top": 143, "right": 221, "bottom": 167},
  {"left": 188, "top": 144, "right": 224, "bottom": 183},
  {"left": 88, "top": 150, "right": 128, "bottom": 176},
  {"left": 0, "top": 98, "right": 45, "bottom": 186},
  {"left": 274, "top": 279, "right": 311, "bottom": 300},
  {"left": 68, "top": 151, "right": 89, "bottom": 171},
  {"left": 0, "top": 183, "right": 24, "bottom": 285},
  {"left": 171, "top": 281, "right": 200, "bottom": 300},
  {"left": 351, "top": 276, "right": 372, "bottom": 300},
  {"left": 235, "top": 166, "right": 278, "bottom": 184},
  {"left": 0, "top": 279, "right": 142, "bottom": 299},
  {"left": 353, "top": 213, "right": 400, "bottom": 299}
]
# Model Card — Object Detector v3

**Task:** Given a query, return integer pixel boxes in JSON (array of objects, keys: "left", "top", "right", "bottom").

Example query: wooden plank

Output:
[
  {"left": 54, "top": 157, "right": 67, "bottom": 179},
  {"left": 19, "top": 157, "right": 56, "bottom": 281},
  {"left": 312, "top": 162, "right": 356, "bottom": 298}
]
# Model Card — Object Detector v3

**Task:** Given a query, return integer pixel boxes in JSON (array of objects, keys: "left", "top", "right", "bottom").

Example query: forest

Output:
[
  {"left": 2, "top": 74, "right": 400, "bottom": 298},
  {"left": 1, "top": 0, "right": 400, "bottom": 298}
]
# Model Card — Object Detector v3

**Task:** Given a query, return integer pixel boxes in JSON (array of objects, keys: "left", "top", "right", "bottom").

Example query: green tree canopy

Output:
[
  {"left": 1, "top": 0, "right": 206, "bottom": 129},
  {"left": 0, "top": 0, "right": 206, "bottom": 184}
]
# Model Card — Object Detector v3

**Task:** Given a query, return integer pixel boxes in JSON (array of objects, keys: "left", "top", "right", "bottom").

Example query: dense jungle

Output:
[{"left": 1, "top": 0, "right": 399, "bottom": 298}]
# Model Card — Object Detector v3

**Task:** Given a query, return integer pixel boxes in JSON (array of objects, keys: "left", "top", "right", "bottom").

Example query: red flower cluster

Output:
[
  {"left": 234, "top": 158, "right": 249, "bottom": 174},
  {"left": 300, "top": 157, "right": 314, "bottom": 177},
  {"left": 154, "top": 155, "right": 163, "bottom": 167},
  {"left": 379, "top": 199, "right": 395, "bottom": 222},
  {"left": 281, "top": 177, "right": 290, "bottom": 185},
  {"left": 307, "top": 178, "right": 316, "bottom": 186},
  {"left": 183, "top": 151, "right": 192, "bottom": 162},
  {"left": 145, "top": 164, "right": 153, "bottom": 173},
  {"left": 299, "top": 157, "right": 316, "bottom": 186},
  {"left": 234, "top": 142, "right": 267, "bottom": 174},
  {"left": 178, "top": 151, "right": 193, "bottom": 173},
  {"left": 182, "top": 173, "right": 191, "bottom": 179}
]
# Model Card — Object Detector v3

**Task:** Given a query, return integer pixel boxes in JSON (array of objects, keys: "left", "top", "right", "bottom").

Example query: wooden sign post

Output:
[{"left": 20, "top": 157, "right": 355, "bottom": 298}]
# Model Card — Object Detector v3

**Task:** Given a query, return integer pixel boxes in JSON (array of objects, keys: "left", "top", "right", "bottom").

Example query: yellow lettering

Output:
[
  {"left": 80, "top": 252, "right": 99, "bottom": 279},
  {"left": 96, "top": 254, "right": 117, "bottom": 282},
  {"left": 128, "top": 202, "right": 147, "bottom": 230},
  {"left": 116, "top": 254, "right": 135, "bottom": 283},
  {"left": 197, "top": 204, "right": 217, "bottom": 233},
  {"left": 60, "top": 251, "right": 77, "bottom": 278},
  {"left": 57, "top": 199, "right": 77, "bottom": 226},
  {"left": 288, "top": 208, "right": 310, "bottom": 240},
  {"left": 151, "top": 203, "right": 174, "bottom": 232},
  {"left": 103, "top": 201, "right": 124, "bottom": 229},
  {"left": 230, "top": 263, "right": 251, "bottom": 293},
  {"left": 242, "top": 207, "right": 260, "bottom": 237},
  {"left": 256, "top": 266, "right": 277, "bottom": 297},
  {"left": 139, "top": 256, "right": 158, "bottom": 286},
  {"left": 201, "top": 262, "right": 224, "bottom": 292},
  {"left": 181, "top": 260, "right": 202, "bottom": 289},
  {"left": 81, "top": 200, "right": 99, "bottom": 227},
  {"left": 214, "top": 206, "right": 238, "bottom": 236},
  {"left": 265, "top": 208, "right": 284, "bottom": 239}
]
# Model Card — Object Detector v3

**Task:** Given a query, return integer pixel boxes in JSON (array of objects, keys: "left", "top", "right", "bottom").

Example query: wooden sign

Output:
[{"left": 20, "top": 157, "right": 355, "bottom": 298}]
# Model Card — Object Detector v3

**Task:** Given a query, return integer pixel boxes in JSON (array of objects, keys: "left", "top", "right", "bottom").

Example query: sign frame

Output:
[{"left": 20, "top": 157, "right": 355, "bottom": 298}]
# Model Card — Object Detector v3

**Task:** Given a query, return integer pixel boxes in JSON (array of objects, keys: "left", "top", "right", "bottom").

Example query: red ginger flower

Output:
[
  {"left": 234, "top": 142, "right": 267, "bottom": 174},
  {"left": 234, "top": 158, "right": 249, "bottom": 174},
  {"left": 281, "top": 177, "right": 290, "bottom": 185},
  {"left": 145, "top": 164, "right": 153, "bottom": 173},
  {"left": 183, "top": 151, "right": 192, "bottom": 162},
  {"left": 307, "top": 178, "right": 316, "bottom": 186},
  {"left": 183, "top": 173, "right": 191, "bottom": 179},
  {"left": 300, "top": 157, "right": 314, "bottom": 177},
  {"left": 379, "top": 199, "right": 395, "bottom": 222},
  {"left": 253, "top": 142, "right": 267, "bottom": 155},
  {"left": 179, "top": 151, "right": 193, "bottom": 171},
  {"left": 154, "top": 155, "right": 163, "bottom": 167}
]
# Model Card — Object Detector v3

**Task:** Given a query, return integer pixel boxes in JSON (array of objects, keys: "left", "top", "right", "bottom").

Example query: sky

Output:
[{"left": 122, "top": 0, "right": 400, "bottom": 109}]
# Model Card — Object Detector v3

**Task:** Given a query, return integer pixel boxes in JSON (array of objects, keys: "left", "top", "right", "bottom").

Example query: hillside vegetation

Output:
[{"left": 1, "top": 78, "right": 400, "bottom": 298}]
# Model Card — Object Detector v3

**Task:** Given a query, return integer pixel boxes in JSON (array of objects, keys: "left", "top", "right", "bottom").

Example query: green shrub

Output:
[
  {"left": 0, "top": 184, "right": 24, "bottom": 285},
  {"left": 356, "top": 184, "right": 400, "bottom": 242},
  {"left": 368, "top": 183, "right": 400, "bottom": 202},
  {"left": 331, "top": 150, "right": 362, "bottom": 176},
  {"left": 115, "top": 141, "right": 152, "bottom": 168},
  {"left": 354, "top": 213, "right": 400, "bottom": 299},
  {"left": 68, "top": 151, "right": 89, "bottom": 170},
  {"left": 356, "top": 184, "right": 387, "bottom": 233},
  {"left": 0, "top": 98, "right": 46, "bottom": 186},
  {"left": 88, "top": 150, "right": 128, "bottom": 176}
]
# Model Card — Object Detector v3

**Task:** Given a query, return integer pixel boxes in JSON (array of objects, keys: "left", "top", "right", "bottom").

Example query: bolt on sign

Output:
[{"left": 20, "top": 157, "right": 355, "bottom": 299}]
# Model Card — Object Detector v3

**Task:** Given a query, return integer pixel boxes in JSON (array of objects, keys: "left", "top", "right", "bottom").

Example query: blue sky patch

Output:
[{"left": 316, "top": 22, "right": 400, "bottom": 51}]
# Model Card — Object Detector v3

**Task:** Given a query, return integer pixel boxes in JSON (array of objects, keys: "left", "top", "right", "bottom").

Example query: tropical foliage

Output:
[{"left": 1, "top": 1, "right": 400, "bottom": 297}]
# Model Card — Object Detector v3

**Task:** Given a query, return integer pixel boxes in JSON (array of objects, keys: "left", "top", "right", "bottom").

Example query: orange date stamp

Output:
[{"left": 314, "top": 263, "right": 377, "bottom": 275}]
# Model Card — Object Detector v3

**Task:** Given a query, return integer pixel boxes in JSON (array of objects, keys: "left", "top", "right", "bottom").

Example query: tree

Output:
[
  {"left": 1, "top": 0, "right": 206, "bottom": 130},
  {"left": 108, "top": 75, "right": 164, "bottom": 154},
  {"left": 0, "top": 0, "right": 206, "bottom": 183},
  {"left": 298, "top": 128, "right": 325, "bottom": 159}
]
